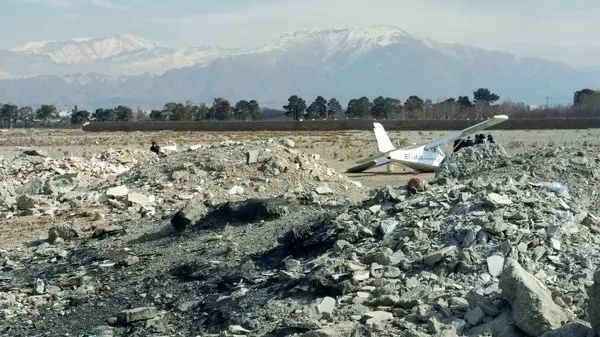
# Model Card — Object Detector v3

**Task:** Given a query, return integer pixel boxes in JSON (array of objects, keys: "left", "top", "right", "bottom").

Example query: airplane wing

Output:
[
  {"left": 345, "top": 155, "right": 390, "bottom": 173},
  {"left": 423, "top": 115, "right": 509, "bottom": 150}
]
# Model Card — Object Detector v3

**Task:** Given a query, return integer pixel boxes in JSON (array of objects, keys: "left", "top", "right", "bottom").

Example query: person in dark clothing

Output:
[
  {"left": 150, "top": 141, "right": 160, "bottom": 154},
  {"left": 453, "top": 138, "right": 464, "bottom": 152},
  {"left": 464, "top": 136, "right": 474, "bottom": 147},
  {"left": 475, "top": 134, "right": 486, "bottom": 144},
  {"left": 487, "top": 134, "right": 495, "bottom": 144}
]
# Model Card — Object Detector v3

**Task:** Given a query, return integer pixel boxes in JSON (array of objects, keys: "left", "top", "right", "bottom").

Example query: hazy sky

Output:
[{"left": 2, "top": 0, "right": 600, "bottom": 67}]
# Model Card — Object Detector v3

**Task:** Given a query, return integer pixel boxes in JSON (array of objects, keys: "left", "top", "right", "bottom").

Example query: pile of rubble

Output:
[
  {"left": 2, "top": 140, "right": 600, "bottom": 337},
  {"left": 0, "top": 138, "right": 366, "bottom": 224},
  {"left": 0, "top": 147, "right": 149, "bottom": 218},
  {"left": 115, "top": 138, "right": 366, "bottom": 208},
  {"left": 435, "top": 143, "right": 511, "bottom": 180}
]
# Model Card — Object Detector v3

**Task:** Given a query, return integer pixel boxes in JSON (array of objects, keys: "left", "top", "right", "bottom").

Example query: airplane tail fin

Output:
[{"left": 373, "top": 123, "right": 396, "bottom": 153}]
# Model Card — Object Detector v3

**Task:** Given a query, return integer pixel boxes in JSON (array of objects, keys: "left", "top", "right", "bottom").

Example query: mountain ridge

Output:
[{"left": 0, "top": 25, "right": 598, "bottom": 108}]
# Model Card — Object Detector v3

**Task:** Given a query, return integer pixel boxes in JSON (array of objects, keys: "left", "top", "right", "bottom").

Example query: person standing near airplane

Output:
[{"left": 150, "top": 141, "right": 160, "bottom": 154}]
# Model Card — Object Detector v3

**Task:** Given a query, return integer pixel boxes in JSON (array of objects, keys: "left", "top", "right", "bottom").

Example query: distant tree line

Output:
[
  {"left": 0, "top": 104, "right": 61, "bottom": 128},
  {"left": 0, "top": 87, "right": 600, "bottom": 128}
]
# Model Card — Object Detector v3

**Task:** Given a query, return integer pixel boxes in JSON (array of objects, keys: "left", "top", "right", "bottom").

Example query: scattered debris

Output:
[{"left": 2, "top": 139, "right": 600, "bottom": 337}]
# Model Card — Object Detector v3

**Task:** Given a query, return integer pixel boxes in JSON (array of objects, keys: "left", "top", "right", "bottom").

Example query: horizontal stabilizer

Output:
[{"left": 345, "top": 156, "right": 390, "bottom": 173}]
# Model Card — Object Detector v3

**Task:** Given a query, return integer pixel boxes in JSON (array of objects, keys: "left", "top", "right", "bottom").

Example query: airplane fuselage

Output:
[{"left": 387, "top": 146, "right": 445, "bottom": 172}]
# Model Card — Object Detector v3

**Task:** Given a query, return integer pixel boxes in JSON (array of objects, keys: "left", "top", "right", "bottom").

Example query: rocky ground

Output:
[{"left": 1, "top": 128, "right": 600, "bottom": 336}]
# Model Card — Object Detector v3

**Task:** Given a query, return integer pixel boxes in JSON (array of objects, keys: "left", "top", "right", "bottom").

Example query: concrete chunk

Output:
[
  {"left": 485, "top": 193, "right": 513, "bottom": 207},
  {"left": 170, "top": 196, "right": 208, "bottom": 232},
  {"left": 362, "top": 311, "right": 393, "bottom": 324},
  {"left": 106, "top": 185, "right": 129, "bottom": 198},
  {"left": 116, "top": 306, "right": 158, "bottom": 324},
  {"left": 315, "top": 185, "right": 334, "bottom": 195},
  {"left": 316, "top": 296, "right": 336, "bottom": 319},
  {"left": 247, "top": 150, "right": 259, "bottom": 164},
  {"left": 499, "top": 258, "right": 568, "bottom": 336},
  {"left": 487, "top": 255, "right": 505, "bottom": 278},
  {"left": 424, "top": 246, "right": 457, "bottom": 265},
  {"left": 539, "top": 322, "right": 593, "bottom": 337},
  {"left": 127, "top": 192, "right": 153, "bottom": 207},
  {"left": 587, "top": 269, "right": 600, "bottom": 336}
]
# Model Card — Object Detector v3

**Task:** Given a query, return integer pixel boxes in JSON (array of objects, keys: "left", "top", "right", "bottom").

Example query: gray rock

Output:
[
  {"left": 48, "top": 223, "right": 78, "bottom": 243},
  {"left": 587, "top": 269, "right": 600, "bottom": 336},
  {"left": 300, "top": 329, "right": 337, "bottom": 337},
  {"left": 378, "top": 219, "right": 399, "bottom": 237},
  {"left": 84, "top": 325, "right": 114, "bottom": 337},
  {"left": 362, "top": 310, "right": 393, "bottom": 324},
  {"left": 315, "top": 185, "right": 334, "bottom": 195},
  {"left": 487, "top": 255, "right": 505, "bottom": 278},
  {"left": 383, "top": 266, "right": 401, "bottom": 278},
  {"left": 465, "top": 309, "right": 525, "bottom": 337},
  {"left": 352, "top": 270, "right": 370, "bottom": 282},
  {"left": 316, "top": 297, "right": 336, "bottom": 319},
  {"left": 499, "top": 258, "right": 568, "bottom": 336},
  {"left": 195, "top": 168, "right": 208, "bottom": 177},
  {"left": 119, "top": 255, "right": 140, "bottom": 266},
  {"left": 280, "top": 139, "right": 295, "bottom": 148},
  {"left": 116, "top": 306, "right": 158, "bottom": 324},
  {"left": 229, "top": 325, "right": 251, "bottom": 334},
  {"left": 466, "top": 290, "right": 500, "bottom": 317},
  {"left": 33, "top": 278, "right": 45, "bottom": 295},
  {"left": 423, "top": 246, "right": 457, "bottom": 265},
  {"left": 361, "top": 247, "right": 394, "bottom": 266},
  {"left": 465, "top": 306, "right": 486, "bottom": 326},
  {"left": 228, "top": 185, "right": 244, "bottom": 195},
  {"left": 374, "top": 294, "right": 400, "bottom": 306},
  {"left": 170, "top": 196, "right": 208, "bottom": 231},
  {"left": 127, "top": 193, "right": 153, "bottom": 207},
  {"left": 539, "top": 321, "right": 594, "bottom": 337},
  {"left": 570, "top": 157, "right": 588, "bottom": 165},
  {"left": 406, "top": 277, "right": 420, "bottom": 288},
  {"left": 106, "top": 185, "right": 129, "bottom": 198},
  {"left": 462, "top": 229, "right": 477, "bottom": 248},
  {"left": 16, "top": 195, "right": 36, "bottom": 210},
  {"left": 247, "top": 150, "right": 259, "bottom": 164},
  {"left": 485, "top": 193, "right": 513, "bottom": 208},
  {"left": 284, "top": 259, "right": 302, "bottom": 272}
]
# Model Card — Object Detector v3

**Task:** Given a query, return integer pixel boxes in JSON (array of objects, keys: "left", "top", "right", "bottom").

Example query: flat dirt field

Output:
[
  {"left": 1, "top": 127, "right": 599, "bottom": 249},
  {"left": 1, "top": 127, "right": 599, "bottom": 189}
]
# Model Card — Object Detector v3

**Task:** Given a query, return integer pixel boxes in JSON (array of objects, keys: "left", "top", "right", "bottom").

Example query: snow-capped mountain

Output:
[
  {"left": 0, "top": 25, "right": 599, "bottom": 108},
  {"left": 11, "top": 34, "right": 160, "bottom": 63},
  {"left": 1, "top": 34, "right": 238, "bottom": 77}
]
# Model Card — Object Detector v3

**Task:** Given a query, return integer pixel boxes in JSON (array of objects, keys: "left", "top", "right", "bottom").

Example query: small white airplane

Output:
[{"left": 345, "top": 115, "right": 509, "bottom": 173}]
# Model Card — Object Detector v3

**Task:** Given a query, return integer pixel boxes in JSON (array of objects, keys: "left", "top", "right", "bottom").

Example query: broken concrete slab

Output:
[
  {"left": 116, "top": 306, "right": 158, "bottom": 324},
  {"left": 500, "top": 258, "right": 568, "bottom": 336},
  {"left": 170, "top": 197, "right": 208, "bottom": 231}
]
